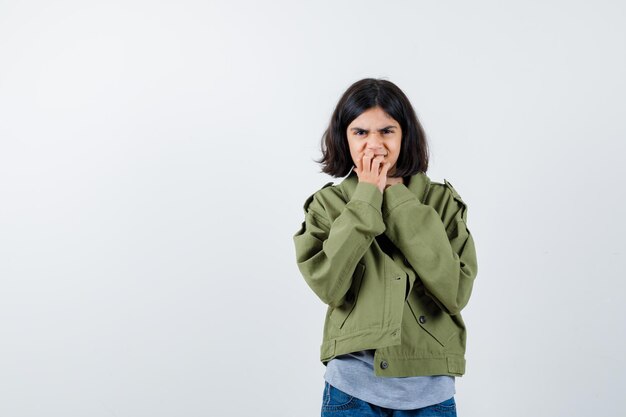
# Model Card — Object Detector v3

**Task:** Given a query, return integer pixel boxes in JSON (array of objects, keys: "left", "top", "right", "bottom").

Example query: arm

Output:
[
  {"left": 293, "top": 182, "right": 386, "bottom": 308},
  {"left": 382, "top": 183, "right": 478, "bottom": 315}
]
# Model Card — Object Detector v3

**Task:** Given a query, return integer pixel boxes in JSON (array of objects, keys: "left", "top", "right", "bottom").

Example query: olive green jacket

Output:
[{"left": 292, "top": 169, "right": 478, "bottom": 377}]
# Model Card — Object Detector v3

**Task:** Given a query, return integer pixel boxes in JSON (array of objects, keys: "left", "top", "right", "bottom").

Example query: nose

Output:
[{"left": 366, "top": 134, "right": 386, "bottom": 154}]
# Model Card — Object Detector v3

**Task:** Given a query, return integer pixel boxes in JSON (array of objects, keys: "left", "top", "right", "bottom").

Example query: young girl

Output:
[{"left": 293, "top": 78, "right": 478, "bottom": 416}]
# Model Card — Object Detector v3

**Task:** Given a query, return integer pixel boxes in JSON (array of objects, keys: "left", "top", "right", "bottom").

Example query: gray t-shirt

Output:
[{"left": 323, "top": 349, "right": 455, "bottom": 410}]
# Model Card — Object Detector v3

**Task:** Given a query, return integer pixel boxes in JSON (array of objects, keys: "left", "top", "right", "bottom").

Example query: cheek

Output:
[
  {"left": 350, "top": 143, "right": 364, "bottom": 156},
  {"left": 393, "top": 140, "right": 402, "bottom": 154},
  {"left": 350, "top": 148, "right": 360, "bottom": 161}
]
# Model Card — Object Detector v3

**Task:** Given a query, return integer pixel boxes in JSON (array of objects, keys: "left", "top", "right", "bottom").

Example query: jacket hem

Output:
[
  {"left": 320, "top": 326, "right": 401, "bottom": 363},
  {"left": 371, "top": 354, "right": 465, "bottom": 377},
  {"left": 320, "top": 330, "right": 466, "bottom": 377}
]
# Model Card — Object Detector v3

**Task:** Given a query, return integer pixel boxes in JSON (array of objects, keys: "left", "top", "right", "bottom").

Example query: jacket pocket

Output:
[
  {"left": 407, "top": 290, "right": 457, "bottom": 347},
  {"left": 329, "top": 262, "right": 366, "bottom": 329}
]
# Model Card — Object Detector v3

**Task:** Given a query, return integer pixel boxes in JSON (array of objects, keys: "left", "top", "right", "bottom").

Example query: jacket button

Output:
[
  {"left": 380, "top": 360, "right": 388, "bottom": 369},
  {"left": 419, "top": 315, "right": 426, "bottom": 324}
]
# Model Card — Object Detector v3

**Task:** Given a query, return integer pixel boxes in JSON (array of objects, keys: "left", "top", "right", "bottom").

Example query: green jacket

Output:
[{"left": 293, "top": 169, "right": 478, "bottom": 377}]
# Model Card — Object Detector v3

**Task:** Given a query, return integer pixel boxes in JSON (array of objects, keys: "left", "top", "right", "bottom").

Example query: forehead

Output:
[{"left": 348, "top": 107, "right": 399, "bottom": 126}]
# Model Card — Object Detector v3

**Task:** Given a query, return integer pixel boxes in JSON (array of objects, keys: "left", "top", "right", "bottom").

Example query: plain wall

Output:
[{"left": 1, "top": 1, "right": 625, "bottom": 416}]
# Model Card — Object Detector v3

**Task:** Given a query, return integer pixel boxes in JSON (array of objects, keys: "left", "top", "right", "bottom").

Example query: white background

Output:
[{"left": 1, "top": 1, "right": 625, "bottom": 416}]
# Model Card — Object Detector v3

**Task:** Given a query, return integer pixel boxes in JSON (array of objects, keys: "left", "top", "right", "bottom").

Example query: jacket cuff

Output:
[
  {"left": 382, "top": 184, "right": 419, "bottom": 218},
  {"left": 351, "top": 181, "right": 383, "bottom": 212}
]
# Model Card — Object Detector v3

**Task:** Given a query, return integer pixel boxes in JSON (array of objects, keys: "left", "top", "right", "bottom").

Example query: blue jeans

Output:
[{"left": 321, "top": 381, "right": 457, "bottom": 416}]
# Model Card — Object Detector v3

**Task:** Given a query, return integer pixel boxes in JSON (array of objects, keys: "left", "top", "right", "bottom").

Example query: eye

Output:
[
  {"left": 355, "top": 130, "right": 366, "bottom": 136},
  {"left": 383, "top": 129, "right": 393, "bottom": 134}
]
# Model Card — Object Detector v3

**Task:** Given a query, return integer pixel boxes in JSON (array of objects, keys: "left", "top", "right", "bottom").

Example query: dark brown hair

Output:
[{"left": 315, "top": 78, "right": 429, "bottom": 178}]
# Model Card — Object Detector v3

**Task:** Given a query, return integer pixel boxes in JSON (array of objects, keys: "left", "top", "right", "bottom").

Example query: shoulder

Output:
[
  {"left": 301, "top": 181, "right": 336, "bottom": 216},
  {"left": 442, "top": 179, "right": 466, "bottom": 205},
  {"left": 427, "top": 178, "right": 469, "bottom": 221}
]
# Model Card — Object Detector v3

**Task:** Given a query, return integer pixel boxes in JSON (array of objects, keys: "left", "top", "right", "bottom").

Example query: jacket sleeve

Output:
[
  {"left": 293, "top": 181, "right": 386, "bottom": 308},
  {"left": 381, "top": 182, "right": 478, "bottom": 315}
]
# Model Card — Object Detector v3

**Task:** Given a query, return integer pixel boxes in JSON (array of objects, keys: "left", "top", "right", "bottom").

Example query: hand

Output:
[{"left": 354, "top": 149, "right": 390, "bottom": 194}]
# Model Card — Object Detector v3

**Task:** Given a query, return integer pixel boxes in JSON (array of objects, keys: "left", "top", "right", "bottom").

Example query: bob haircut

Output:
[{"left": 316, "top": 78, "right": 429, "bottom": 178}]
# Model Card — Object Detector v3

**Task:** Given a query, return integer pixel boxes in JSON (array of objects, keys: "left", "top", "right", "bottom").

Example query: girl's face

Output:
[{"left": 346, "top": 106, "right": 403, "bottom": 177}]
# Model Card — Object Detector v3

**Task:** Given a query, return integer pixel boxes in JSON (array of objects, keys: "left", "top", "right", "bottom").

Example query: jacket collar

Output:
[{"left": 339, "top": 166, "right": 432, "bottom": 203}]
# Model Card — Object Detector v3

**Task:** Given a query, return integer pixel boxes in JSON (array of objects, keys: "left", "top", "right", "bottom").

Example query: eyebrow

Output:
[{"left": 350, "top": 125, "right": 398, "bottom": 131}]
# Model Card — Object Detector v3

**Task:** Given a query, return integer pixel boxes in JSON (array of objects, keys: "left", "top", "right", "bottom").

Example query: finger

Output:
[
  {"left": 371, "top": 155, "right": 385, "bottom": 174},
  {"left": 380, "top": 161, "right": 391, "bottom": 178},
  {"left": 362, "top": 152, "right": 373, "bottom": 173},
  {"left": 354, "top": 152, "right": 362, "bottom": 172},
  {"left": 379, "top": 162, "right": 391, "bottom": 189}
]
